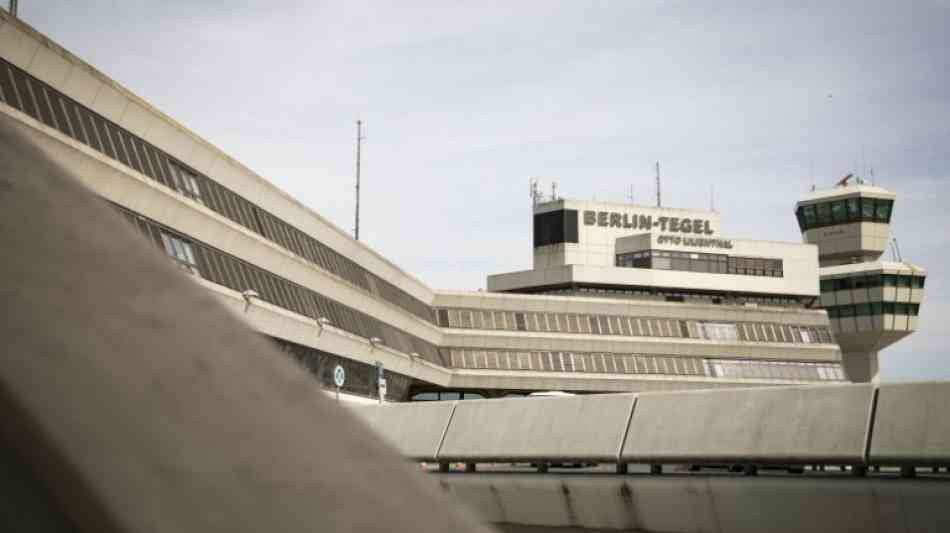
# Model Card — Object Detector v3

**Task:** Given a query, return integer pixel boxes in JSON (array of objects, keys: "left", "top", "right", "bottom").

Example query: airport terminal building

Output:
[{"left": 0, "top": 12, "right": 925, "bottom": 401}]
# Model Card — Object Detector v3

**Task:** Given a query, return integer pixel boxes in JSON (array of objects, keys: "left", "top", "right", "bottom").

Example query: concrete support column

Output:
[{"left": 841, "top": 351, "right": 880, "bottom": 383}]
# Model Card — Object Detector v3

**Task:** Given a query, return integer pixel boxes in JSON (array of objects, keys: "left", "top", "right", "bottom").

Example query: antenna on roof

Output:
[
  {"left": 353, "top": 120, "right": 364, "bottom": 241},
  {"left": 891, "top": 237, "right": 903, "bottom": 263},
  {"left": 655, "top": 161, "right": 661, "bottom": 208},
  {"left": 627, "top": 184, "right": 634, "bottom": 204},
  {"left": 8, "top": 0, "right": 17, "bottom": 17},
  {"left": 529, "top": 178, "right": 542, "bottom": 206},
  {"left": 870, "top": 167, "right": 876, "bottom": 186},
  {"left": 710, "top": 185, "right": 716, "bottom": 212},
  {"left": 551, "top": 182, "right": 559, "bottom": 201}
]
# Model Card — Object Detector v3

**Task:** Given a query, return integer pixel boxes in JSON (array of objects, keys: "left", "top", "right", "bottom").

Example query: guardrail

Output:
[{"left": 349, "top": 381, "right": 950, "bottom": 477}]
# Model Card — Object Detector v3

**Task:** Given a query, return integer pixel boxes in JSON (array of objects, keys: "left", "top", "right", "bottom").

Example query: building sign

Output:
[
  {"left": 657, "top": 235, "right": 733, "bottom": 249},
  {"left": 583, "top": 210, "right": 715, "bottom": 235}
]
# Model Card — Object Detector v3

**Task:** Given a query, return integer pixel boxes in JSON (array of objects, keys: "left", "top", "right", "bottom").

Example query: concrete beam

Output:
[
  {"left": 871, "top": 382, "right": 950, "bottom": 466},
  {"left": 622, "top": 384, "right": 874, "bottom": 465},
  {"left": 438, "top": 395, "right": 636, "bottom": 463}
]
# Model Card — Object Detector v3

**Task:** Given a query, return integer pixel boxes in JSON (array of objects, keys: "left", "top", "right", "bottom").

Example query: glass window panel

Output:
[
  {"left": 830, "top": 200, "right": 847, "bottom": 223},
  {"left": 846, "top": 197, "right": 861, "bottom": 222},
  {"left": 875, "top": 199, "right": 892, "bottom": 223},
  {"left": 816, "top": 202, "right": 832, "bottom": 225},
  {"left": 515, "top": 313, "right": 527, "bottom": 331},
  {"left": 860, "top": 197, "right": 875, "bottom": 220},
  {"left": 802, "top": 205, "right": 817, "bottom": 228}
]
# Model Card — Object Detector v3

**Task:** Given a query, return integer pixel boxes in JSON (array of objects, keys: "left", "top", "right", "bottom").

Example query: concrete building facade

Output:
[{"left": 2, "top": 12, "right": 907, "bottom": 402}]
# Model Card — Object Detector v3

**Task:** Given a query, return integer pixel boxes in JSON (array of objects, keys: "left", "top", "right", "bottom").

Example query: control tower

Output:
[{"left": 795, "top": 175, "right": 926, "bottom": 382}]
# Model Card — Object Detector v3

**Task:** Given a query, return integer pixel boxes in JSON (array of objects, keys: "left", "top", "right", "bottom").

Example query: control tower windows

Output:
[
  {"left": 846, "top": 198, "right": 861, "bottom": 220},
  {"left": 816, "top": 202, "right": 833, "bottom": 225},
  {"left": 875, "top": 200, "right": 893, "bottom": 223},
  {"left": 796, "top": 197, "right": 894, "bottom": 231},
  {"left": 831, "top": 200, "right": 848, "bottom": 224}
]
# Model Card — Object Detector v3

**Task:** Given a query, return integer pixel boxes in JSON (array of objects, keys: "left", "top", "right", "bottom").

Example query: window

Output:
[
  {"left": 160, "top": 231, "right": 199, "bottom": 276},
  {"left": 861, "top": 197, "right": 876, "bottom": 221},
  {"left": 874, "top": 199, "right": 893, "bottom": 223},
  {"left": 170, "top": 162, "right": 203, "bottom": 203},
  {"left": 912, "top": 276, "right": 926, "bottom": 289},
  {"left": 700, "top": 322, "right": 739, "bottom": 342},
  {"left": 802, "top": 205, "right": 817, "bottom": 228},
  {"left": 816, "top": 202, "right": 832, "bottom": 225},
  {"left": 831, "top": 200, "right": 847, "bottom": 224},
  {"left": 846, "top": 197, "right": 861, "bottom": 222},
  {"left": 897, "top": 275, "right": 913, "bottom": 288},
  {"left": 854, "top": 303, "right": 872, "bottom": 316},
  {"left": 882, "top": 274, "right": 897, "bottom": 287}
]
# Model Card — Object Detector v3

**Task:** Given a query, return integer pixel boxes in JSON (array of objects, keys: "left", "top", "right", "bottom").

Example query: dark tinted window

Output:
[{"left": 533, "top": 209, "right": 578, "bottom": 247}]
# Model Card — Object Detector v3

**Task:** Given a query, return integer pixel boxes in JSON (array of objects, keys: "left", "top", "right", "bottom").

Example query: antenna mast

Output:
[
  {"left": 354, "top": 120, "right": 364, "bottom": 241},
  {"left": 655, "top": 161, "right": 661, "bottom": 207}
]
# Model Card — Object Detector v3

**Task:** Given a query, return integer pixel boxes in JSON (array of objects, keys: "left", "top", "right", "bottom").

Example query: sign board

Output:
[
  {"left": 583, "top": 210, "right": 715, "bottom": 235},
  {"left": 333, "top": 365, "right": 346, "bottom": 388}
]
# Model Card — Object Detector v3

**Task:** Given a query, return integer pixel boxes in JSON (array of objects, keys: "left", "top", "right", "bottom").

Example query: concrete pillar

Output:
[{"left": 841, "top": 351, "right": 880, "bottom": 383}]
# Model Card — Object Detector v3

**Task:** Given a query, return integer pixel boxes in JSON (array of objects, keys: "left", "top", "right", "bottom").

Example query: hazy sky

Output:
[{"left": 19, "top": 1, "right": 949, "bottom": 381}]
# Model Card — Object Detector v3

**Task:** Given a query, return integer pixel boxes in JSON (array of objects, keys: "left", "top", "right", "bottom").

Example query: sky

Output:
[{"left": 18, "top": 0, "right": 949, "bottom": 382}]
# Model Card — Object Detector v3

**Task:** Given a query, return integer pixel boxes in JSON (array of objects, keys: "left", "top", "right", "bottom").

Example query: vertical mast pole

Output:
[
  {"left": 655, "top": 161, "right": 661, "bottom": 207},
  {"left": 354, "top": 120, "right": 363, "bottom": 240}
]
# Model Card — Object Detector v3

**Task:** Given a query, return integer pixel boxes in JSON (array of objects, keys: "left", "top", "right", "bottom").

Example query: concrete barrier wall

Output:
[
  {"left": 348, "top": 401, "right": 457, "bottom": 461},
  {"left": 622, "top": 384, "right": 874, "bottom": 464},
  {"left": 870, "top": 382, "right": 950, "bottom": 465},
  {"left": 438, "top": 395, "right": 636, "bottom": 462},
  {"left": 439, "top": 474, "right": 950, "bottom": 533}
]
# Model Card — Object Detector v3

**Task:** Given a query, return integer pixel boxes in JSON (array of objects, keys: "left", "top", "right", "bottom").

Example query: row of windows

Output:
[
  {"left": 616, "top": 250, "right": 784, "bottom": 278},
  {"left": 795, "top": 196, "right": 894, "bottom": 231},
  {"left": 436, "top": 308, "right": 833, "bottom": 344},
  {"left": 115, "top": 206, "right": 444, "bottom": 365},
  {"left": 274, "top": 338, "right": 412, "bottom": 402},
  {"left": 530, "top": 285, "right": 810, "bottom": 308},
  {"left": 820, "top": 274, "right": 926, "bottom": 292},
  {"left": 0, "top": 57, "right": 434, "bottom": 325},
  {"left": 447, "top": 349, "right": 707, "bottom": 376},
  {"left": 446, "top": 349, "right": 843, "bottom": 382},
  {"left": 826, "top": 302, "right": 921, "bottom": 318},
  {"left": 706, "top": 359, "right": 846, "bottom": 382},
  {"left": 411, "top": 391, "right": 485, "bottom": 401}
]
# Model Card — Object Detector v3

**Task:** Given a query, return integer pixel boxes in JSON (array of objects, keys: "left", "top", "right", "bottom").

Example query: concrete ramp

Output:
[
  {"left": 870, "top": 382, "right": 950, "bottom": 466},
  {"left": 621, "top": 384, "right": 874, "bottom": 465},
  {"left": 439, "top": 395, "right": 636, "bottom": 463}
]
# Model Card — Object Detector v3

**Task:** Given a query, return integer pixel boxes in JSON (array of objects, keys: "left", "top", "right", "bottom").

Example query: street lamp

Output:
[
  {"left": 316, "top": 316, "right": 331, "bottom": 336},
  {"left": 241, "top": 289, "right": 259, "bottom": 313}
]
